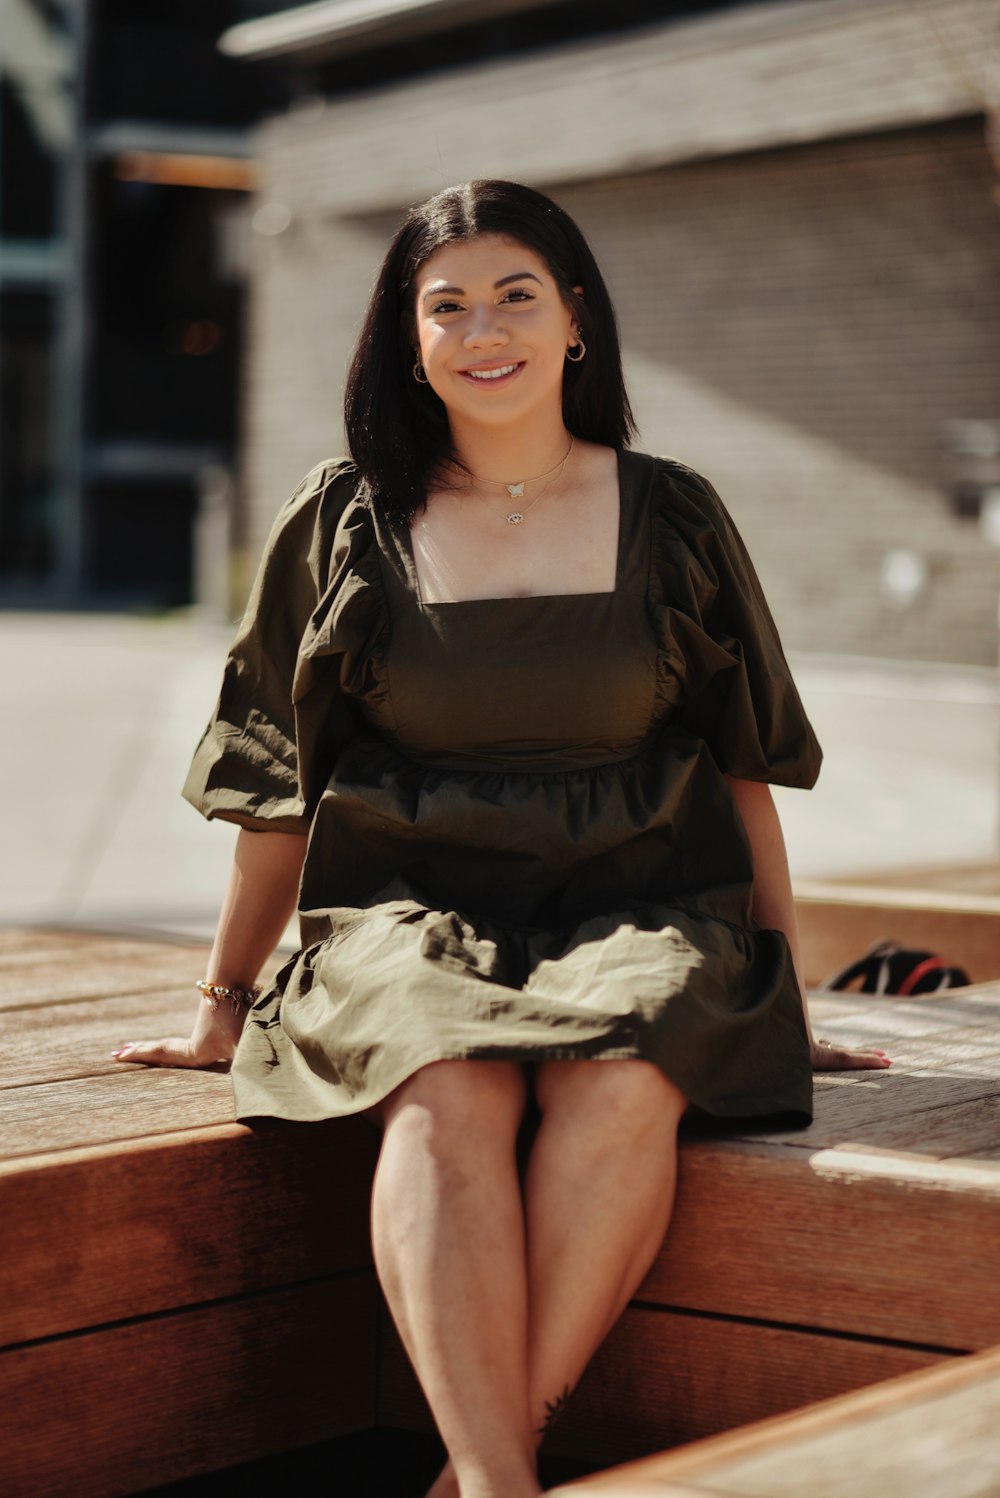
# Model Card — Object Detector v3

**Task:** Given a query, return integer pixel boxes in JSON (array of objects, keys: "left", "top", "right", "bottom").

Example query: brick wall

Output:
[{"left": 555, "top": 121, "right": 1000, "bottom": 664}]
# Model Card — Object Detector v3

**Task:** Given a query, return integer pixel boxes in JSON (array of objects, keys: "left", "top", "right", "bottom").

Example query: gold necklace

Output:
[{"left": 470, "top": 437, "right": 575, "bottom": 525}]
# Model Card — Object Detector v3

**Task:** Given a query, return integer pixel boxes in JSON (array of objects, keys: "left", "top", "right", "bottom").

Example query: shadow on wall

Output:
[{"left": 557, "top": 123, "right": 998, "bottom": 497}]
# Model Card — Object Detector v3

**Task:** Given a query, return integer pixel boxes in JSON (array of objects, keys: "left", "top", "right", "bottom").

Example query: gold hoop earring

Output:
[
  {"left": 565, "top": 338, "right": 586, "bottom": 364},
  {"left": 413, "top": 358, "right": 429, "bottom": 384}
]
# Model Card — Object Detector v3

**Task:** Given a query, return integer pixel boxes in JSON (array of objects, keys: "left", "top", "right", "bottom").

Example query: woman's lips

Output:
[{"left": 458, "top": 361, "right": 524, "bottom": 387}]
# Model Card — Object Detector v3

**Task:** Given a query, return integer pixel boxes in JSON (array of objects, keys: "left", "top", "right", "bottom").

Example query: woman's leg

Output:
[
  {"left": 522, "top": 1059, "right": 686, "bottom": 1437},
  {"left": 424, "top": 1059, "right": 686, "bottom": 1496},
  {"left": 370, "top": 1059, "right": 541, "bottom": 1498}
]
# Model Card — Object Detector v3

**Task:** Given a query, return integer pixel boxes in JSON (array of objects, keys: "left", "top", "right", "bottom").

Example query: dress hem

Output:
[{"left": 231, "top": 1041, "right": 814, "bottom": 1130}]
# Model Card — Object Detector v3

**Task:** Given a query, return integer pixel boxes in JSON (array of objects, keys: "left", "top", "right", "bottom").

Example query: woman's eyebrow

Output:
[{"left": 421, "top": 271, "right": 543, "bottom": 300}]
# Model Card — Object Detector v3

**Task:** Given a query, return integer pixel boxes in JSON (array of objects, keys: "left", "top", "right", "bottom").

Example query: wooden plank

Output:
[
  {"left": 1, "top": 989, "right": 216, "bottom": 1089},
  {"left": 691, "top": 1372, "right": 1000, "bottom": 1498},
  {"left": 0, "top": 937, "right": 211, "bottom": 1010},
  {"left": 814, "top": 1027, "right": 1000, "bottom": 1077},
  {"left": 808, "top": 980, "right": 1000, "bottom": 1018},
  {"left": 806, "top": 985, "right": 1000, "bottom": 1041},
  {"left": 552, "top": 1343, "right": 1000, "bottom": 1496},
  {"left": 638, "top": 1141, "right": 1000, "bottom": 1352},
  {"left": 2, "top": 1118, "right": 378, "bottom": 1345},
  {"left": 725, "top": 985, "right": 1000, "bottom": 1162},
  {"left": 736, "top": 1071, "right": 1000, "bottom": 1155},
  {"left": 378, "top": 1303, "right": 943, "bottom": 1468},
  {"left": 0, "top": 927, "right": 107, "bottom": 957},
  {"left": 4, "top": 1272, "right": 378, "bottom": 1498},
  {"left": 0, "top": 1069, "right": 237, "bottom": 1157},
  {"left": 823, "top": 1094, "right": 1000, "bottom": 1160},
  {"left": 551, "top": 1309, "right": 944, "bottom": 1470},
  {"left": 794, "top": 884, "right": 1000, "bottom": 987}
]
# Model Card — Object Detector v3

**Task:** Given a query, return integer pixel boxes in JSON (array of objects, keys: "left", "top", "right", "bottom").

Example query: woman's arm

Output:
[
  {"left": 725, "top": 776, "right": 890, "bottom": 1071},
  {"left": 111, "top": 828, "right": 308, "bottom": 1069}
]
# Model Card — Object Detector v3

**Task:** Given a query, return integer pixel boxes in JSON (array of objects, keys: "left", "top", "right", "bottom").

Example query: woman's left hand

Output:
[{"left": 810, "top": 1038, "right": 891, "bottom": 1071}]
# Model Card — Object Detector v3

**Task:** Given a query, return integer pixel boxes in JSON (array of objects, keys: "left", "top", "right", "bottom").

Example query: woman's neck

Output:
[{"left": 445, "top": 417, "right": 574, "bottom": 492}]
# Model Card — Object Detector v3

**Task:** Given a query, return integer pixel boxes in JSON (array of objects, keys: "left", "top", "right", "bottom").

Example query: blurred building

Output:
[
  {"left": 0, "top": 0, "right": 306, "bottom": 609},
  {"left": 3, "top": 0, "right": 999, "bottom": 662},
  {"left": 221, "top": 0, "right": 1000, "bottom": 664}
]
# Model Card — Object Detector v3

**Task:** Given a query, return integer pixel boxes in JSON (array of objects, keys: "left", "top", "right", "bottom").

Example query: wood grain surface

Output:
[
  {"left": 5, "top": 1272, "right": 378, "bottom": 1498},
  {"left": 551, "top": 1342, "right": 1000, "bottom": 1497},
  {"left": 641, "top": 1140, "right": 1000, "bottom": 1351},
  {"left": 3, "top": 1118, "right": 378, "bottom": 1345}
]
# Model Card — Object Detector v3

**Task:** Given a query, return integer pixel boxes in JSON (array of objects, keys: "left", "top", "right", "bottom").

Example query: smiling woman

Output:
[
  {"left": 119, "top": 180, "right": 889, "bottom": 1498},
  {"left": 414, "top": 247, "right": 574, "bottom": 426},
  {"left": 344, "top": 179, "right": 632, "bottom": 529}
]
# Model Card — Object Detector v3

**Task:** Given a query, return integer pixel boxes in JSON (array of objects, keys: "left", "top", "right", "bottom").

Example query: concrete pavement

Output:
[{"left": 2, "top": 610, "right": 997, "bottom": 946}]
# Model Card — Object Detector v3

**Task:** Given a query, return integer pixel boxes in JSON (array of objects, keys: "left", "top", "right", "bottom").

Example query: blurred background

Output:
[{"left": 2, "top": 0, "right": 999, "bottom": 941}]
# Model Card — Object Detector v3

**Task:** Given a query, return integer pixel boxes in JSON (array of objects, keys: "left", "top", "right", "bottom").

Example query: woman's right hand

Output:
[
  {"left": 110, "top": 1001, "right": 247, "bottom": 1070},
  {"left": 112, "top": 826, "right": 304, "bottom": 1071}
]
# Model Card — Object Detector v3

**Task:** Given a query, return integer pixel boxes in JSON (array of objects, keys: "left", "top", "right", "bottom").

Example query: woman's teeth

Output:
[{"left": 466, "top": 364, "right": 518, "bottom": 380}]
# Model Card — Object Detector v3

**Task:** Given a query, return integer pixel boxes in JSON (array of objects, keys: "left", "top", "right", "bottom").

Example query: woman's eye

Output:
[
  {"left": 501, "top": 288, "right": 534, "bottom": 304},
  {"left": 432, "top": 300, "right": 463, "bottom": 314}
]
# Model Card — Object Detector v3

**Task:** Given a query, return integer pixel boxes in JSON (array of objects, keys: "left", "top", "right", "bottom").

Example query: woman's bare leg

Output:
[
  {"left": 371, "top": 1059, "right": 541, "bottom": 1498},
  {"left": 424, "top": 1059, "right": 685, "bottom": 1498},
  {"left": 523, "top": 1059, "right": 685, "bottom": 1435}
]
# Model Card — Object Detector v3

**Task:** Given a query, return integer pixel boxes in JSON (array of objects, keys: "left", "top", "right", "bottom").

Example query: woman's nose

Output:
[{"left": 463, "top": 306, "right": 508, "bottom": 348}]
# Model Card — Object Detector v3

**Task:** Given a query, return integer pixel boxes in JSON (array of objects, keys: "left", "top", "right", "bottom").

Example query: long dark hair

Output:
[{"left": 344, "top": 179, "right": 635, "bottom": 524}]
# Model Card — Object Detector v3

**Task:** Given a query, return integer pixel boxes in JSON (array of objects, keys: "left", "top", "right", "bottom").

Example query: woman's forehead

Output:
[{"left": 415, "top": 234, "right": 551, "bottom": 290}]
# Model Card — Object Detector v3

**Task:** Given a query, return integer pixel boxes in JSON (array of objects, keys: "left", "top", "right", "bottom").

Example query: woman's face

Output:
[{"left": 411, "top": 234, "right": 580, "bottom": 430}]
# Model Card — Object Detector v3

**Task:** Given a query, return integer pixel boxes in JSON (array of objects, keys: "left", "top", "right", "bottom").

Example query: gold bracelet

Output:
[{"left": 195, "top": 980, "right": 262, "bottom": 1015}]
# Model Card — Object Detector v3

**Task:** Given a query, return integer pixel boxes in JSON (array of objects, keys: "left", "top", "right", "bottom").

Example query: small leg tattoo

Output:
[{"left": 537, "top": 1384, "right": 573, "bottom": 1440}]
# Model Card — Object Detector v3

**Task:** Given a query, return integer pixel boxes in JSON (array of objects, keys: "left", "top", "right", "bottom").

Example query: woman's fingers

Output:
[
  {"left": 110, "top": 1038, "right": 231, "bottom": 1069},
  {"left": 811, "top": 1040, "right": 891, "bottom": 1072}
]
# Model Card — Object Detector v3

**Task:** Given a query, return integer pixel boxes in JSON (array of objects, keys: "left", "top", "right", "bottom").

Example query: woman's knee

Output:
[
  {"left": 377, "top": 1058, "right": 528, "bottom": 1142},
  {"left": 534, "top": 1058, "right": 688, "bottom": 1131}
]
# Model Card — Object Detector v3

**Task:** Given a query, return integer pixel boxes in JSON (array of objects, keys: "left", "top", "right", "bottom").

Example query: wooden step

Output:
[
  {"left": 2, "top": 930, "right": 380, "bottom": 1494},
  {"left": 548, "top": 1341, "right": 1000, "bottom": 1496},
  {"left": 6, "top": 1274, "right": 378, "bottom": 1498},
  {"left": 794, "top": 880, "right": 1000, "bottom": 986}
]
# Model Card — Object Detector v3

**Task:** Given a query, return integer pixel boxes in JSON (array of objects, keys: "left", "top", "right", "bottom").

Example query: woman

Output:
[{"left": 113, "top": 180, "right": 889, "bottom": 1498}]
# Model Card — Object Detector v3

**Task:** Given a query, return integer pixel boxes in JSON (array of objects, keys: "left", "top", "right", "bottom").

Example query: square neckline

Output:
[{"left": 400, "top": 446, "right": 628, "bottom": 608}]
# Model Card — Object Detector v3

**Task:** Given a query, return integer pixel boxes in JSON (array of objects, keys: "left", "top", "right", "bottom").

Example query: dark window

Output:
[
  {"left": 90, "top": 0, "right": 284, "bottom": 125},
  {"left": 0, "top": 291, "right": 57, "bottom": 582},
  {"left": 90, "top": 167, "right": 244, "bottom": 445}
]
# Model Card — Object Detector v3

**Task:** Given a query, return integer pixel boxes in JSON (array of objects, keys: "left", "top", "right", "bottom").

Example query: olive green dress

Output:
[{"left": 183, "top": 450, "right": 822, "bottom": 1125}]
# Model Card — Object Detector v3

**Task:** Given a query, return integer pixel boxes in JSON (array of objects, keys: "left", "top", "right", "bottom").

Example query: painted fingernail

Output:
[{"left": 115, "top": 1043, "right": 135, "bottom": 1056}]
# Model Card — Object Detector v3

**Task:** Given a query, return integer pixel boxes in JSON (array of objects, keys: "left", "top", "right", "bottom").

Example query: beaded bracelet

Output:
[{"left": 195, "top": 980, "right": 262, "bottom": 1015}]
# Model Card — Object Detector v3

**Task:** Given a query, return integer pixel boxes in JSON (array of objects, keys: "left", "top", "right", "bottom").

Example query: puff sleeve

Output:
[
  {"left": 181, "top": 459, "right": 362, "bottom": 832},
  {"left": 654, "top": 460, "right": 823, "bottom": 789}
]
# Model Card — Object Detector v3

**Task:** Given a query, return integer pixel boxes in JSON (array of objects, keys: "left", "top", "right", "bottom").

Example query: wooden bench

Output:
[
  {"left": 548, "top": 1343, "right": 1000, "bottom": 1495},
  {"left": 4, "top": 895, "right": 1000, "bottom": 1494}
]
